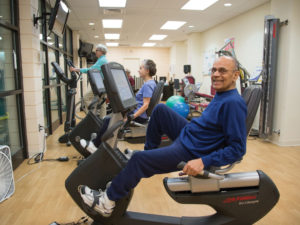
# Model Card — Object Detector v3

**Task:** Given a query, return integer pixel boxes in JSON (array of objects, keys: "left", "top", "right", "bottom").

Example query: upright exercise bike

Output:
[
  {"left": 51, "top": 59, "right": 79, "bottom": 146},
  {"left": 64, "top": 62, "right": 279, "bottom": 225}
]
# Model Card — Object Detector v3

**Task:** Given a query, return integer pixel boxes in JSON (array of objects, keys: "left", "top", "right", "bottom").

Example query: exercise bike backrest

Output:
[
  {"left": 146, "top": 81, "right": 164, "bottom": 117},
  {"left": 241, "top": 85, "right": 262, "bottom": 135}
]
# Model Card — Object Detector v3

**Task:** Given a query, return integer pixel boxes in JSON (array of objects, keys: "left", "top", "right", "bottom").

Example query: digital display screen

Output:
[
  {"left": 111, "top": 69, "right": 133, "bottom": 102},
  {"left": 51, "top": 1, "right": 69, "bottom": 37}
]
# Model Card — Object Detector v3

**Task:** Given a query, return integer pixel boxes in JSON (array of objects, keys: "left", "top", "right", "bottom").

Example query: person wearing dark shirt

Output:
[
  {"left": 80, "top": 60, "right": 157, "bottom": 153},
  {"left": 78, "top": 56, "right": 247, "bottom": 217},
  {"left": 125, "top": 69, "right": 135, "bottom": 91}
]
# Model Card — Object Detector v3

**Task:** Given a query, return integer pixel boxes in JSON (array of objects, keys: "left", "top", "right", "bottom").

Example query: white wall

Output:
[
  {"left": 269, "top": 0, "right": 300, "bottom": 146},
  {"left": 107, "top": 47, "right": 170, "bottom": 80},
  {"left": 169, "top": 41, "right": 187, "bottom": 80},
  {"left": 186, "top": 33, "right": 202, "bottom": 80}
]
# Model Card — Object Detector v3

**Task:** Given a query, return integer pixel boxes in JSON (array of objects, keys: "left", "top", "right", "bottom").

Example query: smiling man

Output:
[{"left": 78, "top": 56, "right": 247, "bottom": 217}]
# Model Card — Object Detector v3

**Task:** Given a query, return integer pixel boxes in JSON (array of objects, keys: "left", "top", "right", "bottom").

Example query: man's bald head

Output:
[
  {"left": 214, "top": 56, "right": 239, "bottom": 71},
  {"left": 211, "top": 56, "right": 240, "bottom": 92}
]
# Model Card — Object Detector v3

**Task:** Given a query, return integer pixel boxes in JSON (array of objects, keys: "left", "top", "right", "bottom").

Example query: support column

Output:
[{"left": 19, "top": 0, "right": 45, "bottom": 156}]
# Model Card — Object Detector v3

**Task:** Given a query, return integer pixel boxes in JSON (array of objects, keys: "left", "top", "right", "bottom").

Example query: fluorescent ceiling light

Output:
[
  {"left": 181, "top": 0, "right": 219, "bottom": 10},
  {"left": 89, "top": 22, "right": 95, "bottom": 26},
  {"left": 149, "top": 35, "right": 167, "bottom": 40},
  {"left": 161, "top": 21, "right": 186, "bottom": 30},
  {"left": 102, "top": 19, "right": 123, "bottom": 28},
  {"left": 99, "top": 0, "right": 127, "bottom": 8},
  {"left": 143, "top": 43, "right": 156, "bottom": 47},
  {"left": 106, "top": 42, "right": 119, "bottom": 47},
  {"left": 104, "top": 33, "right": 120, "bottom": 39},
  {"left": 94, "top": 35, "right": 99, "bottom": 38},
  {"left": 224, "top": 3, "right": 232, "bottom": 7}
]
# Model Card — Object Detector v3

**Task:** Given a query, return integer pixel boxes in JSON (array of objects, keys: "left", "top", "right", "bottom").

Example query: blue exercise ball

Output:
[{"left": 172, "top": 102, "right": 190, "bottom": 118}]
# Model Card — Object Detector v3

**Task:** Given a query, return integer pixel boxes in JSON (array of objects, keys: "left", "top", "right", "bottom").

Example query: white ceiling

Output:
[{"left": 64, "top": 0, "right": 269, "bottom": 48}]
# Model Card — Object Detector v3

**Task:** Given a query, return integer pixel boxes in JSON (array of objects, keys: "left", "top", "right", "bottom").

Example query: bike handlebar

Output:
[
  {"left": 177, "top": 161, "right": 224, "bottom": 180},
  {"left": 51, "top": 62, "right": 75, "bottom": 85},
  {"left": 65, "top": 58, "right": 75, "bottom": 68}
]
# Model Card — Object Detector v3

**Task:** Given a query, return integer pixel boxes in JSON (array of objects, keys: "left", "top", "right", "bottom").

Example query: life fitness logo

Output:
[{"left": 223, "top": 195, "right": 259, "bottom": 205}]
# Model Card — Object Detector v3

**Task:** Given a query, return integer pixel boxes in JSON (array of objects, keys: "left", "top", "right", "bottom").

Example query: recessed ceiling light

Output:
[
  {"left": 106, "top": 42, "right": 119, "bottom": 47},
  {"left": 104, "top": 33, "right": 120, "bottom": 40},
  {"left": 143, "top": 43, "right": 156, "bottom": 47},
  {"left": 188, "top": 25, "right": 195, "bottom": 28},
  {"left": 149, "top": 35, "right": 167, "bottom": 40},
  {"left": 160, "top": 21, "right": 186, "bottom": 30},
  {"left": 102, "top": 19, "right": 123, "bottom": 28},
  {"left": 99, "top": 0, "right": 127, "bottom": 8},
  {"left": 94, "top": 35, "right": 99, "bottom": 38},
  {"left": 181, "top": 0, "right": 219, "bottom": 10},
  {"left": 224, "top": 3, "right": 232, "bottom": 7},
  {"left": 89, "top": 22, "right": 95, "bottom": 26}
]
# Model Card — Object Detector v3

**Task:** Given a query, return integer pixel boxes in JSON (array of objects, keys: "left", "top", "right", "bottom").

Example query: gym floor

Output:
[{"left": 0, "top": 124, "right": 300, "bottom": 225}]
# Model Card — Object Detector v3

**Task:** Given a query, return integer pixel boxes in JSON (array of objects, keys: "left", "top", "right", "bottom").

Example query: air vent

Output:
[{"left": 103, "top": 8, "right": 125, "bottom": 15}]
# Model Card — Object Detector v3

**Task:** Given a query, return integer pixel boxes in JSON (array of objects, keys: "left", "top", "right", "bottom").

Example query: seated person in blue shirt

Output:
[
  {"left": 79, "top": 56, "right": 247, "bottom": 217},
  {"left": 80, "top": 59, "right": 157, "bottom": 153},
  {"left": 69, "top": 44, "right": 108, "bottom": 74}
]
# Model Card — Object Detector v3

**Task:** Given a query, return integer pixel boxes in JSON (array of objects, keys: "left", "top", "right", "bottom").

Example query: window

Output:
[
  {"left": 39, "top": 0, "right": 73, "bottom": 134},
  {"left": 0, "top": 27, "right": 17, "bottom": 91},
  {"left": 0, "top": 0, "right": 27, "bottom": 168}
]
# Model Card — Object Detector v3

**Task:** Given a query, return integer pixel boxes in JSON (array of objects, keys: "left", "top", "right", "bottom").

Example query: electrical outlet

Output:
[{"left": 39, "top": 124, "right": 44, "bottom": 132}]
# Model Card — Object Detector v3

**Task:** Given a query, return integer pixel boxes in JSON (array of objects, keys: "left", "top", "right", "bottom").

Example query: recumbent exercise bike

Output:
[{"left": 64, "top": 62, "right": 279, "bottom": 225}]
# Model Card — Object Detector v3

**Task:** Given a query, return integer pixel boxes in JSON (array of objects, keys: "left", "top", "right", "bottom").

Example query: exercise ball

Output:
[
  {"left": 166, "top": 96, "right": 185, "bottom": 108},
  {"left": 172, "top": 102, "right": 190, "bottom": 118}
]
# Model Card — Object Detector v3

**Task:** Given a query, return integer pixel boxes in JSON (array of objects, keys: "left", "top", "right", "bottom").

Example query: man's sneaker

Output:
[
  {"left": 80, "top": 139, "right": 97, "bottom": 154},
  {"left": 78, "top": 185, "right": 115, "bottom": 217},
  {"left": 124, "top": 149, "right": 139, "bottom": 160}
]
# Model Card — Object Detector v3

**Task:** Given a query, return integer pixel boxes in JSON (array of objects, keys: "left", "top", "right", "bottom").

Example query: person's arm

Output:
[
  {"left": 79, "top": 61, "right": 99, "bottom": 74},
  {"left": 70, "top": 56, "right": 107, "bottom": 74},
  {"left": 133, "top": 97, "right": 151, "bottom": 118}
]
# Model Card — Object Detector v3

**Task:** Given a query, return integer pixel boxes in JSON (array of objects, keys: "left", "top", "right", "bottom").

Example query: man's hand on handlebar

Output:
[
  {"left": 69, "top": 67, "right": 80, "bottom": 73},
  {"left": 182, "top": 158, "right": 204, "bottom": 176}
]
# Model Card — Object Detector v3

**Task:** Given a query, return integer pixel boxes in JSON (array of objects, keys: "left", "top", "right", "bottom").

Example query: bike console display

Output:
[
  {"left": 101, "top": 62, "right": 136, "bottom": 113},
  {"left": 87, "top": 69, "right": 106, "bottom": 96}
]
